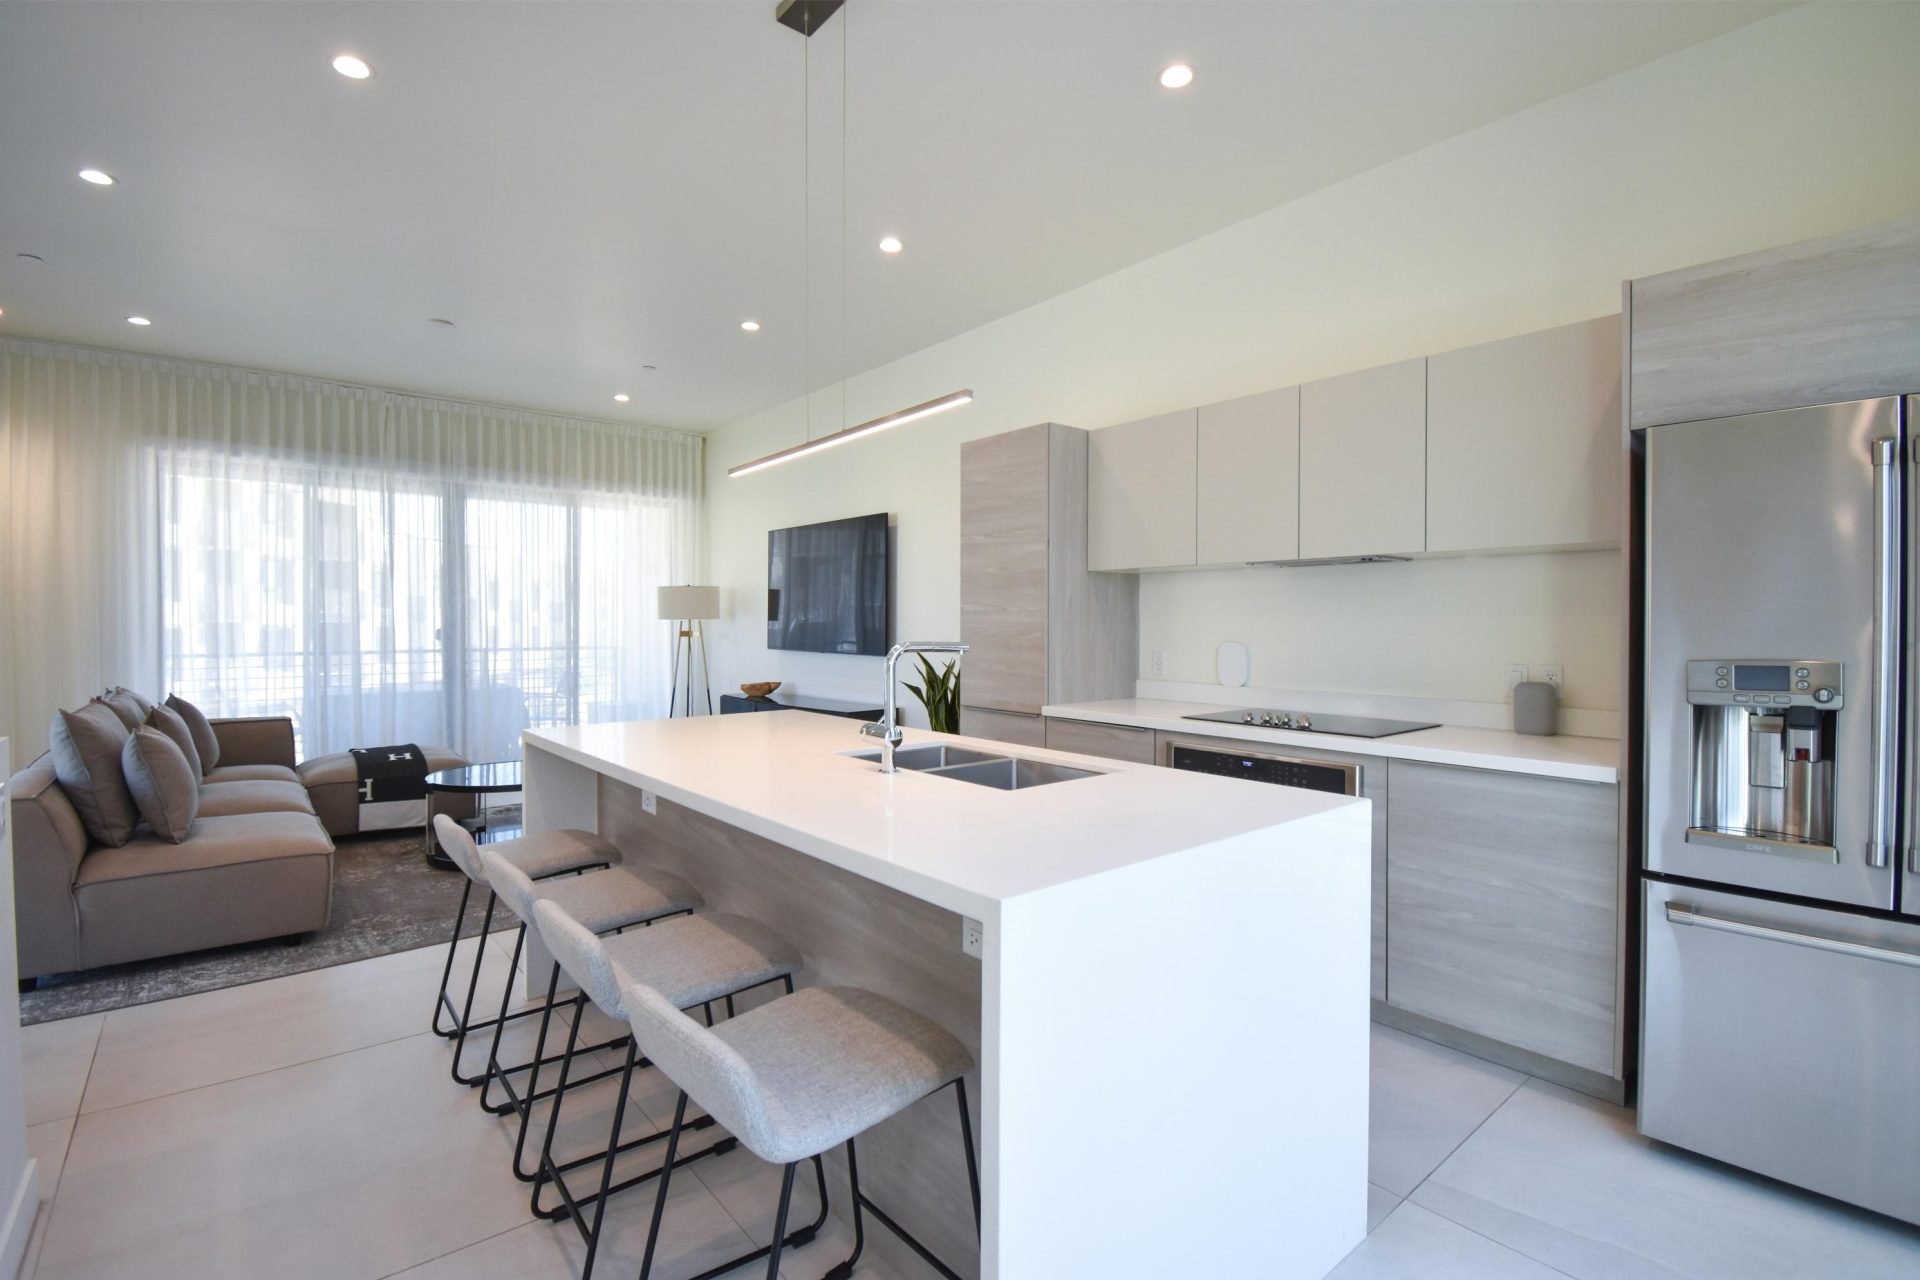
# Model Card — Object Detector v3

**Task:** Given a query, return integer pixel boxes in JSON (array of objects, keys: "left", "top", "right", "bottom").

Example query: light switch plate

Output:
[
  {"left": 1506, "top": 664, "right": 1529, "bottom": 698},
  {"left": 961, "top": 917, "right": 984, "bottom": 958},
  {"left": 641, "top": 789, "right": 657, "bottom": 815}
]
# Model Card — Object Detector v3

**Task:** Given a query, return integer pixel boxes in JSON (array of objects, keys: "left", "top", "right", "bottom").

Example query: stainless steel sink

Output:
[
  {"left": 924, "top": 758, "right": 1100, "bottom": 790},
  {"left": 848, "top": 744, "right": 1006, "bottom": 772}
]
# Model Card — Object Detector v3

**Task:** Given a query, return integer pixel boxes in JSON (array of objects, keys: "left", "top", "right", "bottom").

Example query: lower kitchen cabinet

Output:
[
  {"left": 1043, "top": 717, "right": 1157, "bottom": 764},
  {"left": 1386, "top": 760, "right": 1618, "bottom": 1076},
  {"left": 960, "top": 706, "right": 1047, "bottom": 749}
]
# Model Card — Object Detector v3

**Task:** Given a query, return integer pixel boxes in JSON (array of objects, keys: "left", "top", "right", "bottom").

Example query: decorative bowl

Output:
[{"left": 740, "top": 681, "right": 782, "bottom": 698}]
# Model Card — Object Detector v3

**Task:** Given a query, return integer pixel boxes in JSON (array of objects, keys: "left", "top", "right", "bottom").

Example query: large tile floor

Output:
[{"left": 16, "top": 935, "right": 1920, "bottom": 1279}]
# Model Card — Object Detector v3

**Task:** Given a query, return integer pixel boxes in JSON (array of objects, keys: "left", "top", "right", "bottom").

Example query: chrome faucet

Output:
[{"left": 862, "top": 640, "right": 970, "bottom": 773}]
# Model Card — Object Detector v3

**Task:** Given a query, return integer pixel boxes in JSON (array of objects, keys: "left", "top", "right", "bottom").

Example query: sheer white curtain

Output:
[{"left": 1, "top": 338, "right": 703, "bottom": 762}]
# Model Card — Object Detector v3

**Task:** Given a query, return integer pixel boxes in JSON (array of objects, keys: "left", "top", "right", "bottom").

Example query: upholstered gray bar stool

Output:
[
  {"left": 622, "top": 968, "right": 980, "bottom": 1280},
  {"left": 432, "top": 815, "right": 700, "bottom": 1095},
  {"left": 427, "top": 813, "right": 618, "bottom": 1058},
  {"left": 525, "top": 896, "right": 809, "bottom": 1279}
]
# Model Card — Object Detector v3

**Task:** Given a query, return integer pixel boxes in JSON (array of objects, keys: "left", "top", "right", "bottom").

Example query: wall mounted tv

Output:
[{"left": 766, "top": 512, "right": 891, "bottom": 656}]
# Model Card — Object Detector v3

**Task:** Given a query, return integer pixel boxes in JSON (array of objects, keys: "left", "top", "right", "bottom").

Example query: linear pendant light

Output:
[
  {"left": 728, "top": 1, "right": 972, "bottom": 479},
  {"left": 727, "top": 389, "right": 974, "bottom": 477}
]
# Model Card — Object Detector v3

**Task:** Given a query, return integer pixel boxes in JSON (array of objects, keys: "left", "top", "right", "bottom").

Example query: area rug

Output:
[{"left": 19, "top": 826, "right": 502, "bottom": 1026}]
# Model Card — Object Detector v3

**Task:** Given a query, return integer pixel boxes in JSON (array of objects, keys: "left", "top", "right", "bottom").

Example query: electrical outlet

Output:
[
  {"left": 961, "top": 916, "right": 984, "bottom": 959},
  {"left": 1538, "top": 664, "right": 1564, "bottom": 689},
  {"left": 1152, "top": 651, "right": 1167, "bottom": 677},
  {"left": 1506, "top": 664, "right": 1530, "bottom": 698},
  {"left": 641, "top": 789, "right": 657, "bottom": 816}
]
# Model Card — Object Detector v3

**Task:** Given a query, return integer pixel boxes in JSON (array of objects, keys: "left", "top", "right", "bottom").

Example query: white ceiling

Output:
[{"left": 0, "top": 0, "right": 1788, "bottom": 430}]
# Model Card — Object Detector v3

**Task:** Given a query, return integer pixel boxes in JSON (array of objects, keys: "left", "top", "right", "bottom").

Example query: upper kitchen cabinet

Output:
[
  {"left": 961, "top": 423, "right": 1137, "bottom": 730},
  {"left": 1298, "top": 358, "right": 1427, "bottom": 559},
  {"left": 1088, "top": 409, "right": 1198, "bottom": 571},
  {"left": 1629, "top": 215, "right": 1920, "bottom": 428},
  {"left": 1197, "top": 386, "right": 1300, "bottom": 565},
  {"left": 1426, "top": 316, "right": 1623, "bottom": 554}
]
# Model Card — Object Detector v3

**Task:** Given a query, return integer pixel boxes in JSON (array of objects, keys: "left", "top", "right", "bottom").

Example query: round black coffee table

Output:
[{"left": 424, "top": 760, "right": 523, "bottom": 871}]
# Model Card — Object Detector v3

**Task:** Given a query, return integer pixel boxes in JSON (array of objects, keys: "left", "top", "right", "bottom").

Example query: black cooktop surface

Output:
[{"left": 1182, "top": 708, "right": 1440, "bottom": 738}]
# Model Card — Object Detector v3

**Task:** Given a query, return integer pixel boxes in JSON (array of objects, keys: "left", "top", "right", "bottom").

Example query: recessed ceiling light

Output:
[
  {"left": 126, "top": 315, "right": 152, "bottom": 326},
  {"left": 740, "top": 320, "right": 761, "bottom": 332},
  {"left": 613, "top": 393, "right": 630, "bottom": 403},
  {"left": 428, "top": 317, "right": 455, "bottom": 327},
  {"left": 78, "top": 168, "right": 116, "bottom": 186},
  {"left": 1159, "top": 63, "right": 1194, "bottom": 89},
  {"left": 878, "top": 236, "right": 903, "bottom": 255},
  {"left": 332, "top": 54, "right": 373, "bottom": 80}
]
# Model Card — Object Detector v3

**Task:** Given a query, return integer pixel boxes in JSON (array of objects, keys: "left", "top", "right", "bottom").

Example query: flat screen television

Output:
[{"left": 766, "top": 512, "right": 890, "bottom": 656}]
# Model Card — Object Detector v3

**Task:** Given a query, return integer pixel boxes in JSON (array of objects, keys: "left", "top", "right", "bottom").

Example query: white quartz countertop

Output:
[
  {"left": 523, "top": 712, "right": 1364, "bottom": 919},
  {"left": 1043, "top": 698, "right": 1620, "bottom": 784}
]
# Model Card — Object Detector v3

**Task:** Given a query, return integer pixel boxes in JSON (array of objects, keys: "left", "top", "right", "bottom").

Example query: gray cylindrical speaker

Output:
[{"left": 1513, "top": 681, "right": 1559, "bottom": 736}]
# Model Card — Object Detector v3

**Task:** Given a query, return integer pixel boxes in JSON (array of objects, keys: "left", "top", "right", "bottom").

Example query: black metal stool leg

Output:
[
  {"left": 509, "top": 960, "right": 566, "bottom": 1180},
  {"left": 578, "top": 1039, "right": 639, "bottom": 1280},
  {"left": 638, "top": 1091, "right": 689, "bottom": 1280},
  {"left": 956, "top": 1077, "right": 982, "bottom": 1232},
  {"left": 445, "top": 892, "right": 499, "bottom": 1074},
  {"left": 530, "top": 995, "right": 589, "bottom": 1216},
  {"left": 763, "top": 1162, "right": 799, "bottom": 1280},
  {"left": 430, "top": 878, "right": 474, "bottom": 1038},
  {"left": 472, "top": 923, "right": 527, "bottom": 1098}
]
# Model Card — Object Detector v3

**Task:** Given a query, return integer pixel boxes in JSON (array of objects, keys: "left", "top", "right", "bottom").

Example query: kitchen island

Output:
[{"left": 522, "top": 710, "right": 1371, "bottom": 1280}]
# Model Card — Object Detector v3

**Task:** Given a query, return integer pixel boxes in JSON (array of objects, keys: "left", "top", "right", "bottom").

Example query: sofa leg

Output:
[
  {"left": 17, "top": 977, "right": 37, "bottom": 995},
  {"left": 278, "top": 933, "right": 308, "bottom": 948}
]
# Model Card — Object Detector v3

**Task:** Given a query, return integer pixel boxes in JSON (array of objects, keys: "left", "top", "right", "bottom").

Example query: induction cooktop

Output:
[{"left": 1181, "top": 708, "right": 1440, "bottom": 738}]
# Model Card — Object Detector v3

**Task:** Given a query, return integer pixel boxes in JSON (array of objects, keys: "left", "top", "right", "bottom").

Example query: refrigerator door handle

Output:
[
  {"left": 1910, "top": 430, "right": 1920, "bottom": 877},
  {"left": 1665, "top": 902, "right": 1920, "bottom": 970},
  {"left": 1869, "top": 435, "right": 1898, "bottom": 870}
]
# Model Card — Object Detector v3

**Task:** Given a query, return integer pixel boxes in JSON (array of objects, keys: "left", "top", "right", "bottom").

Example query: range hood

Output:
[{"left": 1248, "top": 555, "right": 1411, "bottom": 568}]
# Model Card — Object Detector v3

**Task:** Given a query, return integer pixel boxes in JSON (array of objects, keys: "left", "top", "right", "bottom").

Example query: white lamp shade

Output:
[{"left": 658, "top": 585, "right": 720, "bottom": 621}]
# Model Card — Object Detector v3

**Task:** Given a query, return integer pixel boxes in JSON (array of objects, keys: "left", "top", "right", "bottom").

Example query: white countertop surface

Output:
[
  {"left": 523, "top": 711, "right": 1364, "bottom": 919},
  {"left": 1043, "top": 698, "right": 1620, "bottom": 783}
]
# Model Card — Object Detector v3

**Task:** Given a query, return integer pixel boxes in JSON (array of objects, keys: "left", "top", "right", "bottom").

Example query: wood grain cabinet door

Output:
[
  {"left": 1386, "top": 760, "right": 1618, "bottom": 1074},
  {"left": 961, "top": 424, "right": 1050, "bottom": 714},
  {"left": 1198, "top": 386, "right": 1300, "bottom": 565},
  {"left": 1298, "top": 358, "right": 1426, "bottom": 559},
  {"left": 1088, "top": 410, "right": 1198, "bottom": 571},
  {"left": 1043, "top": 717, "right": 1157, "bottom": 764}
]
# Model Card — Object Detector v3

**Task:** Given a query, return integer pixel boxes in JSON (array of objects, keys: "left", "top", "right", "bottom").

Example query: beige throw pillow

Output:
[
  {"left": 122, "top": 727, "right": 199, "bottom": 843},
  {"left": 145, "top": 704, "right": 204, "bottom": 777},
  {"left": 49, "top": 702, "right": 141, "bottom": 847},
  {"left": 164, "top": 694, "right": 220, "bottom": 773}
]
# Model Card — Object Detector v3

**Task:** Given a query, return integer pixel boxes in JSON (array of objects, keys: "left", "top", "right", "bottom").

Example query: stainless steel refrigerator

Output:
[{"left": 1641, "top": 395, "right": 1920, "bottom": 1227}]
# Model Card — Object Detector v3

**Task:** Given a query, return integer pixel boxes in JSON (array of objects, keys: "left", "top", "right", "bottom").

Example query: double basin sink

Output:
[{"left": 848, "top": 743, "right": 1100, "bottom": 790}]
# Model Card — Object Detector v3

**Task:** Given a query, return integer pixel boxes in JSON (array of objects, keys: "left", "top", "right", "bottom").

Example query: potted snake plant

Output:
[{"left": 903, "top": 655, "right": 961, "bottom": 734}]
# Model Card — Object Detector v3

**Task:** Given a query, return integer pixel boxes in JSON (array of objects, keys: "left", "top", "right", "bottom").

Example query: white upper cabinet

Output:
[
  {"left": 1298, "top": 358, "right": 1427, "bottom": 559},
  {"left": 1197, "top": 386, "right": 1300, "bottom": 565},
  {"left": 1427, "top": 316, "right": 1622, "bottom": 554},
  {"left": 1088, "top": 409, "right": 1198, "bottom": 571}
]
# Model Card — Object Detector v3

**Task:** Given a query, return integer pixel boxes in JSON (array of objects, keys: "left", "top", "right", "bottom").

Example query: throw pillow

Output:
[
  {"left": 48, "top": 702, "right": 141, "bottom": 847},
  {"left": 145, "top": 704, "right": 204, "bottom": 777},
  {"left": 100, "top": 687, "right": 155, "bottom": 730},
  {"left": 121, "top": 726, "right": 199, "bottom": 843},
  {"left": 165, "top": 693, "right": 221, "bottom": 773}
]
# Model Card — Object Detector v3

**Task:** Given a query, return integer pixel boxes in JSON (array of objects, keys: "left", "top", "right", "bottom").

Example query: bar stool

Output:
[
  {"left": 428, "top": 814, "right": 618, "bottom": 1046},
  {"left": 525, "top": 896, "right": 810, "bottom": 1279},
  {"left": 433, "top": 815, "right": 701, "bottom": 1096},
  {"left": 621, "top": 971, "right": 980, "bottom": 1280}
]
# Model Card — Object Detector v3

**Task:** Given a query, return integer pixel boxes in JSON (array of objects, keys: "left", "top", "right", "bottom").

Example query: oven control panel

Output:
[{"left": 1685, "top": 659, "right": 1842, "bottom": 709}]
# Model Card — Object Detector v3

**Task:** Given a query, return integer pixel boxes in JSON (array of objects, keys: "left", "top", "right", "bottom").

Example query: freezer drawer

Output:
[{"left": 1640, "top": 879, "right": 1920, "bottom": 1226}]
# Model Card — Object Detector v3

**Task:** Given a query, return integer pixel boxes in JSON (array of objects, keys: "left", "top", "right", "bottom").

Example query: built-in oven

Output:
[{"left": 1166, "top": 742, "right": 1359, "bottom": 795}]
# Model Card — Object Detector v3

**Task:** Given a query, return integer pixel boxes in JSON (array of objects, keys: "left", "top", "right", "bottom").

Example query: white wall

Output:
[{"left": 704, "top": 3, "right": 1920, "bottom": 725}]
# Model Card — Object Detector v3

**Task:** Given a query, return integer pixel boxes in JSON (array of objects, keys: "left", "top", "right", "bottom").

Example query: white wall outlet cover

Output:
[
  {"left": 641, "top": 789, "right": 658, "bottom": 815},
  {"left": 962, "top": 916, "right": 984, "bottom": 958},
  {"left": 1217, "top": 641, "right": 1251, "bottom": 688},
  {"left": 1538, "top": 664, "right": 1564, "bottom": 688},
  {"left": 1151, "top": 650, "right": 1168, "bottom": 677}
]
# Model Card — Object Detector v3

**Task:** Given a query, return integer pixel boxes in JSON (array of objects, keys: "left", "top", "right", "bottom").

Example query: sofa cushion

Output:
[
  {"left": 49, "top": 702, "right": 140, "bottom": 847},
  {"left": 196, "top": 779, "right": 316, "bottom": 819},
  {"left": 121, "top": 726, "right": 200, "bottom": 843},
  {"left": 72, "top": 812, "right": 334, "bottom": 971},
  {"left": 204, "top": 763, "right": 301, "bottom": 785},
  {"left": 145, "top": 704, "right": 204, "bottom": 777},
  {"left": 100, "top": 688, "right": 154, "bottom": 730},
  {"left": 165, "top": 694, "right": 220, "bottom": 773}
]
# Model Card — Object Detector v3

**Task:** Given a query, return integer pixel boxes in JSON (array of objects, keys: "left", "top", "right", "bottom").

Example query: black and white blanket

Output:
[{"left": 350, "top": 743, "right": 430, "bottom": 804}]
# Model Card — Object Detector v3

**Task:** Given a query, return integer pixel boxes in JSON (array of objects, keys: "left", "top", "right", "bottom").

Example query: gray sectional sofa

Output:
[{"left": 10, "top": 705, "right": 473, "bottom": 984}]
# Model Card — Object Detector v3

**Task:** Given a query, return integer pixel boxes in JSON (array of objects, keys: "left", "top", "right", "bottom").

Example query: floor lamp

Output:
[{"left": 658, "top": 585, "right": 719, "bottom": 717}]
